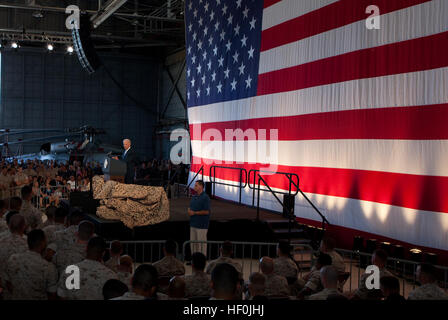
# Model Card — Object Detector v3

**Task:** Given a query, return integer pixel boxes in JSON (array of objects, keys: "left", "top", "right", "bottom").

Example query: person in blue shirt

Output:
[{"left": 188, "top": 180, "right": 210, "bottom": 257}]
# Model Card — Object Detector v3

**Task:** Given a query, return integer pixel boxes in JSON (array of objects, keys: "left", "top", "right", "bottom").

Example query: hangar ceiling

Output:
[{"left": 0, "top": 0, "right": 186, "bottom": 55}]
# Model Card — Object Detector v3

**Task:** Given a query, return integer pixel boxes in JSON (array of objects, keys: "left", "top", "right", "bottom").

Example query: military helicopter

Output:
[{"left": 0, "top": 126, "right": 123, "bottom": 164}]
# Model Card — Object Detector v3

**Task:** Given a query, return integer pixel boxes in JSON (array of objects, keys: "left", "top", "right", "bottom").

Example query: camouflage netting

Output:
[{"left": 92, "top": 176, "right": 170, "bottom": 228}]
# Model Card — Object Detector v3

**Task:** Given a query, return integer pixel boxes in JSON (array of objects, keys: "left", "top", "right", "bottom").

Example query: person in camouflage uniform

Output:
[
  {"left": 20, "top": 186, "right": 46, "bottom": 231},
  {"left": 42, "top": 207, "right": 67, "bottom": 245},
  {"left": 318, "top": 236, "right": 345, "bottom": 273},
  {"left": 153, "top": 239, "right": 185, "bottom": 277},
  {"left": 297, "top": 252, "right": 333, "bottom": 299},
  {"left": 0, "top": 214, "right": 28, "bottom": 299},
  {"left": 54, "top": 221, "right": 94, "bottom": 275},
  {"left": 308, "top": 266, "right": 342, "bottom": 300},
  {"left": 274, "top": 240, "right": 299, "bottom": 279},
  {"left": 105, "top": 240, "right": 123, "bottom": 272},
  {"left": 183, "top": 252, "right": 211, "bottom": 298},
  {"left": 205, "top": 241, "right": 243, "bottom": 277},
  {"left": 5, "top": 230, "right": 58, "bottom": 300},
  {"left": 408, "top": 263, "right": 448, "bottom": 300},
  {"left": 352, "top": 249, "right": 392, "bottom": 300},
  {"left": 53, "top": 210, "right": 84, "bottom": 251},
  {"left": 260, "top": 256, "right": 290, "bottom": 297},
  {"left": 57, "top": 237, "right": 117, "bottom": 300}
]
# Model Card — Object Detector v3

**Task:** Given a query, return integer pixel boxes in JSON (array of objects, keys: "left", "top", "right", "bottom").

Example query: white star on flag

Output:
[{"left": 230, "top": 78, "right": 237, "bottom": 91}]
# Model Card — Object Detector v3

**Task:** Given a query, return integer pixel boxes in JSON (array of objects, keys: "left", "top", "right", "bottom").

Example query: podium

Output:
[{"left": 103, "top": 157, "right": 127, "bottom": 183}]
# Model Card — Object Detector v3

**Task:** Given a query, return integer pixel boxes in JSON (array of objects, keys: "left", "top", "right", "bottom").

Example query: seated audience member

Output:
[
  {"left": 408, "top": 263, "right": 448, "bottom": 300},
  {"left": 117, "top": 255, "right": 134, "bottom": 289},
  {"left": 167, "top": 276, "right": 187, "bottom": 300},
  {"left": 103, "top": 279, "right": 129, "bottom": 300},
  {"left": 54, "top": 220, "right": 95, "bottom": 274},
  {"left": 0, "top": 199, "right": 8, "bottom": 233},
  {"left": 44, "top": 242, "right": 57, "bottom": 263},
  {"left": 206, "top": 241, "right": 243, "bottom": 278},
  {"left": 5, "top": 229, "right": 58, "bottom": 300},
  {"left": 8, "top": 197, "right": 22, "bottom": 215},
  {"left": 380, "top": 276, "right": 406, "bottom": 302},
  {"left": 274, "top": 240, "right": 299, "bottom": 284},
  {"left": 105, "top": 240, "right": 123, "bottom": 272},
  {"left": 42, "top": 205, "right": 57, "bottom": 228},
  {"left": 112, "top": 264, "right": 166, "bottom": 300},
  {"left": 153, "top": 239, "right": 185, "bottom": 277},
  {"left": 260, "top": 256, "right": 289, "bottom": 297},
  {"left": 247, "top": 272, "right": 267, "bottom": 301},
  {"left": 53, "top": 209, "right": 84, "bottom": 249},
  {"left": 297, "top": 253, "right": 333, "bottom": 299},
  {"left": 308, "top": 266, "right": 343, "bottom": 300},
  {"left": 0, "top": 214, "right": 28, "bottom": 299},
  {"left": 20, "top": 185, "right": 46, "bottom": 231},
  {"left": 42, "top": 207, "right": 67, "bottom": 244},
  {"left": 184, "top": 252, "right": 211, "bottom": 298},
  {"left": 57, "top": 236, "right": 118, "bottom": 300},
  {"left": 318, "top": 236, "right": 345, "bottom": 273},
  {"left": 210, "top": 263, "right": 240, "bottom": 300},
  {"left": 352, "top": 249, "right": 391, "bottom": 300}
]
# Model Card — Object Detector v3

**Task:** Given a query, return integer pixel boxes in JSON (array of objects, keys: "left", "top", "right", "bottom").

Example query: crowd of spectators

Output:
[
  {"left": 0, "top": 158, "right": 446, "bottom": 301},
  {"left": 0, "top": 159, "right": 101, "bottom": 208},
  {"left": 1, "top": 199, "right": 447, "bottom": 302}
]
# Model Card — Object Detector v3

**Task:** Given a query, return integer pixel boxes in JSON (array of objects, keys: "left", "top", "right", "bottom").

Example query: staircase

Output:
[{"left": 265, "top": 219, "right": 327, "bottom": 271}]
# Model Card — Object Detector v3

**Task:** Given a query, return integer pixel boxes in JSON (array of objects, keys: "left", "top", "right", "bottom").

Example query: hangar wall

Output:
[{"left": 0, "top": 49, "right": 159, "bottom": 158}]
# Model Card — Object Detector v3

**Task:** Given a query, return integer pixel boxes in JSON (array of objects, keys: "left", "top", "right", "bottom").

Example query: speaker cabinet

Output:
[
  {"left": 283, "top": 194, "right": 295, "bottom": 217},
  {"left": 72, "top": 14, "right": 102, "bottom": 74}
]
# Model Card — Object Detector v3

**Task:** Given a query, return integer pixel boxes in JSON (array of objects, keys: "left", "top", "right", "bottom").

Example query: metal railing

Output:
[
  {"left": 334, "top": 248, "right": 448, "bottom": 297},
  {"left": 185, "top": 165, "right": 204, "bottom": 196},
  {"left": 249, "top": 169, "right": 330, "bottom": 231},
  {"left": 182, "top": 240, "right": 314, "bottom": 279},
  {"left": 107, "top": 240, "right": 180, "bottom": 264},
  {"left": 209, "top": 166, "right": 248, "bottom": 204}
]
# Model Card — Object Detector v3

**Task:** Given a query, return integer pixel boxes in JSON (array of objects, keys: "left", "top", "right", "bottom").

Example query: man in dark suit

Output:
[{"left": 119, "top": 138, "right": 139, "bottom": 184}]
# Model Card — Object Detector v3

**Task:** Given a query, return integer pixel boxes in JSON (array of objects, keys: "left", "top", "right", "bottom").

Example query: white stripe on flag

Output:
[
  {"left": 260, "top": 0, "right": 448, "bottom": 74},
  {"left": 190, "top": 139, "right": 448, "bottom": 177},
  {"left": 262, "top": 0, "right": 339, "bottom": 31},
  {"left": 188, "top": 67, "right": 448, "bottom": 124}
]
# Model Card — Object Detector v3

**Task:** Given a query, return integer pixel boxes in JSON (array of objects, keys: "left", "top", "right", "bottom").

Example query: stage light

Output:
[
  {"left": 67, "top": 45, "right": 74, "bottom": 53},
  {"left": 47, "top": 44, "right": 54, "bottom": 51},
  {"left": 11, "top": 42, "right": 18, "bottom": 49}
]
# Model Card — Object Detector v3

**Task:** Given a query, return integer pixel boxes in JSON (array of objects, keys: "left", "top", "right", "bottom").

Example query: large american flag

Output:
[{"left": 186, "top": 0, "right": 448, "bottom": 251}]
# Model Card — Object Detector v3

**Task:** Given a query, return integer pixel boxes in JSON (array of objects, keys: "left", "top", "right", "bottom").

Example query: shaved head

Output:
[
  {"left": 259, "top": 256, "right": 274, "bottom": 275},
  {"left": 168, "top": 276, "right": 186, "bottom": 299},
  {"left": 9, "top": 214, "right": 26, "bottom": 233}
]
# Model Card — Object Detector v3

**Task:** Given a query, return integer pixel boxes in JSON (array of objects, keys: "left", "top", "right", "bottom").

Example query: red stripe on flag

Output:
[
  {"left": 190, "top": 158, "right": 448, "bottom": 214},
  {"left": 264, "top": 0, "right": 282, "bottom": 9},
  {"left": 261, "top": 0, "right": 431, "bottom": 52},
  {"left": 257, "top": 31, "right": 448, "bottom": 96},
  {"left": 189, "top": 104, "right": 448, "bottom": 141}
]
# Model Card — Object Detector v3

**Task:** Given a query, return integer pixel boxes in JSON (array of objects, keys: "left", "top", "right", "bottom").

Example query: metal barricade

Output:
[
  {"left": 182, "top": 240, "right": 315, "bottom": 279},
  {"left": 107, "top": 240, "right": 180, "bottom": 264},
  {"left": 334, "top": 248, "right": 448, "bottom": 298},
  {"left": 37, "top": 185, "right": 71, "bottom": 209}
]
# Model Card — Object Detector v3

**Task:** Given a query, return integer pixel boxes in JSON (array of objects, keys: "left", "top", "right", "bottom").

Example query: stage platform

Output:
[
  {"left": 85, "top": 197, "right": 310, "bottom": 246},
  {"left": 168, "top": 197, "right": 284, "bottom": 222}
]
